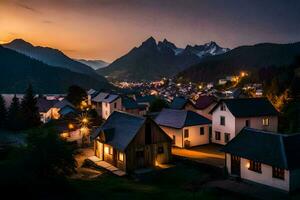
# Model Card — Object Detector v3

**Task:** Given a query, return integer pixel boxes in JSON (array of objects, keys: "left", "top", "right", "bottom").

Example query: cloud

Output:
[
  {"left": 16, "top": 2, "right": 40, "bottom": 13},
  {"left": 42, "top": 20, "right": 53, "bottom": 24}
]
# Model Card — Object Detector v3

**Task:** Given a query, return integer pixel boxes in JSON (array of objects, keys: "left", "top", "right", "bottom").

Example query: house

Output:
[
  {"left": 51, "top": 99, "right": 75, "bottom": 120},
  {"left": 194, "top": 95, "right": 217, "bottom": 119},
  {"left": 136, "top": 95, "right": 157, "bottom": 111},
  {"left": 155, "top": 109, "right": 211, "bottom": 148},
  {"left": 36, "top": 96, "right": 59, "bottom": 123},
  {"left": 169, "top": 96, "right": 196, "bottom": 111},
  {"left": 87, "top": 89, "right": 98, "bottom": 105},
  {"left": 122, "top": 97, "right": 147, "bottom": 116},
  {"left": 210, "top": 98, "right": 278, "bottom": 145},
  {"left": 222, "top": 128, "right": 300, "bottom": 192},
  {"left": 92, "top": 92, "right": 122, "bottom": 120},
  {"left": 219, "top": 79, "right": 227, "bottom": 85},
  {"left": 92, "top": 111, "right": 172, "bottom": 173}
]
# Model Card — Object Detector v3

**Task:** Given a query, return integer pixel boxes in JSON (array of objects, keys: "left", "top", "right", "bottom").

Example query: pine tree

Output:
[
  {"left": 21, "top": 84, "right": 41, "bottom": 129},
  {"left": 7, "top": 95, "right": 22, "bottom": 130},
  {"left": 0, "top": 94, "right": 7, "bottom": 128}
]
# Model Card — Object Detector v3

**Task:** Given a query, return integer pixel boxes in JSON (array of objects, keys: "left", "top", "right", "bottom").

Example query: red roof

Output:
[{"left": 194, "top": 95, "right": 216, "bottom": 109}]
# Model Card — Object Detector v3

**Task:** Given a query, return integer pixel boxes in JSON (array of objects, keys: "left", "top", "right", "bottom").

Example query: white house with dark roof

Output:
[
  {"left": 155, "top": 109, "right": 211, "bottom": 148},
  {"left": 92, "top": 92, "right": 122, "bottom": 120},
  {"left": 222, "top": 128, "right": 300, "bottom": 192},
  {"left": 210, "top": 98, "right": 278, "bottom": 145}
]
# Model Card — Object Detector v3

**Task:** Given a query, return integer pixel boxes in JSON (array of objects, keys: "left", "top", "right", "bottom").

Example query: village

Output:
[{"left": 0, "top": 73, "right": 299, "bottom": 200}]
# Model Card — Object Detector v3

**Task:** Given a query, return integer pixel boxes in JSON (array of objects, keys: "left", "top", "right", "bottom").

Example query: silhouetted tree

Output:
[
  {"left": 26, "top": 127, "right": 77, "bottom": 178},
  {"left": 66, "top": 85, "right": 87, "bottom": 108},
  {"left": 7, "top": 95, "right": 22, "bottom": 130},
  {"left": 149, "top": 98, "right": 168, "bottom": 112},
  {"left": 0, "top": 95, "right": 7, "bottom": 128},
  {"left": 21, "top": 84, "right": 41, "bottom": 129}
]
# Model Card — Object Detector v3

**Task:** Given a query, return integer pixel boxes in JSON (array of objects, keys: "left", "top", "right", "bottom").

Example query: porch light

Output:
[
  {"left": 68, "top": 123, "right": 74, "bottom": 129},
  {"left": 246, "top": 161, "right": 250, "bottom": 169}
]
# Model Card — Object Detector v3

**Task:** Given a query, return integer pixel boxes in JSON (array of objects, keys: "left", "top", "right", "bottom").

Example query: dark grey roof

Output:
[
  {"left": 122, "top": 97, "right": 140, "bottom": 109},
  {"left": 136, "top": 95, "right": 157, "bottom": 104},
  {"left": 222, "top": 128, "right": 300, "bottom": 170},
  {"left": 93, "top": 111, "right": 145, "bottom": 151},
  {"left": 92, "top": 92, "right": 119, "bottom": 103},
  {"left": 36, "top": 97, "right": 58, "bottom": 112},
  {"left": 169, "top": 97, "right": 189, "bottom": 109},
  {"left": 210, "top": 98, "right": 278, "bottom": 117},
  {"left": 53, "top": 99, "right": 74, "bottom": 109},
  {"left": 155, "top": 109, "right": 211, "bottom": 129}
]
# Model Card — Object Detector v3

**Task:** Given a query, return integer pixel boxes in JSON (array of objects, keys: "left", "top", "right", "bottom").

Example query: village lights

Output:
[
  {"left": 68, "top": 123, "right": 74, "bottom": 129},
  {"left": 104, "top": 146, "right": 109, "bottom": 154},
  {"left": 246, "top": 161, "right": 250, "bottom": 169},
  {"left": 82, "top": 117, "right": 88, "bottom": 124}
]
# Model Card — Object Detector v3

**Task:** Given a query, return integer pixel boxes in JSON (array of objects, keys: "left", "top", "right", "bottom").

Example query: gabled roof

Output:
[
  {"left": 58, "top": 105, "right": 77, "bottom": 116},
  {"left": 36, "top": 97, "right": 59, "bottom": 112},
  {"left": 136, "top": 95, "right": 157, "bottom": 104},
  {"left": 155, "top": 109, "right": 211, "bottom": 129},
  {"left": 194, "top": 95, "right": 217, "bottom": 110},
  {"left": 92, "top": 92, "right": 120, "bottom": 103},
  {"left": 53, "top": 99, "right": 74, "bottom": 109},
  {"left": 210, "top": 98, "right": 278, "bottom": 117},
  {"left": 93, "top": 111, "right": 146, "bottom": 151},
  {"left": 169, "top": 97, "right": 194, "bottom": 110},
  {"left": 122, "top": 97, "right": 140, "bottom": 109},
  {"left": 222, "top": 128, "right": 300, "bottom": 170}
]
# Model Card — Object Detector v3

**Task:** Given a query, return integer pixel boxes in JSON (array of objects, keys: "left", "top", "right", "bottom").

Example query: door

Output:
[
  {"left": 96, "top": 141, "right": 103, "bottom": 160},
  {"left": 136, "top": 150, "right": 145, "bottom": 168},
  {"left": 231, "top": 155, "right": 241, "bottom": 176}
]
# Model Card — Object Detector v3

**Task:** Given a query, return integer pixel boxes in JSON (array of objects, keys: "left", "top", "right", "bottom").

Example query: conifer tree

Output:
[
  {"left": 7, "top": 95, "right": 22, "bottom": 130},
  {"left": 21, "top": 84, "right": 41, "bottom": 129},
  {"left": 0, "top": 94, "right": 7, "bottom": 128}
]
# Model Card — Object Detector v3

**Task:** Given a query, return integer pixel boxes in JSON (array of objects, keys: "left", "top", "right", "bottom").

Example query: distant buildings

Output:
[
  {"left": 223, "top": 128, "right": 300, "bottom": 192},
  {"left": 210, "top": 98, "right": 278, "bottom": 145}
]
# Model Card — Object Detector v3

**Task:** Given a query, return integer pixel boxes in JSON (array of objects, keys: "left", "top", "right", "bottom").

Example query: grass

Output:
[{"left": 69, "top": 163, "right": 253, "bottom": 200}]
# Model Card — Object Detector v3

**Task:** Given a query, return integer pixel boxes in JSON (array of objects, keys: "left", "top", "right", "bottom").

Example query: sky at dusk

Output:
[{"left": 1, "top": 0, "right": 300, "bottom": 62}]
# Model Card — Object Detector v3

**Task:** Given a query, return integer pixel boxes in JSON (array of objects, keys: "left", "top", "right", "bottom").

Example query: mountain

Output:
[
  {"left": 3, "top": 39, "right": 101, "bottom": 79},
  {"left": 97, "top": 37, "right": 229, "bottom": 81},
  {"left": 177, "top": 42, "right": 300, "bottom": 83},
  {"left": 77, "top": 59, "right": 109, "bottom": 70},
  {"left": 0, "top": 46, "right": 111, "bottom": 93}
]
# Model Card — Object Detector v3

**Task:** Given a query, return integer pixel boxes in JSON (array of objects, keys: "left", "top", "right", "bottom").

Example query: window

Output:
[
  {"left": 200, "top": 127, "right": 205, "bottom": 135},
  {"left": 118, "top": 152, "right": 124, "bottom": 162},
  {"left": 172, "top": 135, "right": 176, "bottom": 145},
  {"left": 220, "top": 116, "right": 225, "bottom": 126},
  {"left": 157, "top": 146, "right": 164, "bottom": 154},
  {"left": 225, "top": 133, "right": 230, "bottom": 143},
  {"left": 145, "top": 122, "right": 152, "bottom": 144},
  {"left": 220, "top": 104, "right": 226, "bottom": 111},
  {"left": 114, "top": 102, "right": 117, "bottom": 108},
  {"left": 273, "top": 167, "right": 284, "bottom": 180},
  {"left": 245, "top": 120, "right": 250, "bottom": 127},
  {"left": 248, "top": 160, "right": 262, "bottom": 173},
  {"left": 104, "top": 146, "right": 109, "bottom": 154},
  {"left": 215, "top": 131, "right": 221, "bottom": 140},
  {"left": 263, "top": 118, "right": 269, "bottom": 126},
  {"left": 109, "top": 147, "right": 113, "bottom": 155},
  {"left": 184, "top": 129, "right": 189, "bottom": 138}
]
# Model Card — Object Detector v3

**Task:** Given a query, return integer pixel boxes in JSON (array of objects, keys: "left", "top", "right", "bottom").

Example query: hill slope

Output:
[
  {"left": 77, "top": 59, "right": 109, "bottom": 70},
  {"left": 0, "top": 46, "right": 111, "bottom": 93},
  {"left": 97, "top": 37, "right": 229, "bottom": 81},
  {"left": 177, "top": 42, "right": 300, "bottom": 82},
  {"left": 3, "top": 39, "right": 101, "bottom": 79}
]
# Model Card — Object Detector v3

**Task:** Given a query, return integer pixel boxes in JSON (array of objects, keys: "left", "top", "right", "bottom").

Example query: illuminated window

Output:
[
  {"left": 248, "top": 160, "right": 262, "bottom": 173},
  {"left": 109, "top": 147, "right": 113, "bottom": 155},
  {"left": 118, "top": 152, "right": 124, "bottom": 162},
  {"left": 263, "top": 118, "right": 269, "bottom": 126},
  {"left": 104, "top": 146, "right": 109, "bottom": 154},
  {"left": 273, "top": 167, "right": 284, "bottom": 180}
]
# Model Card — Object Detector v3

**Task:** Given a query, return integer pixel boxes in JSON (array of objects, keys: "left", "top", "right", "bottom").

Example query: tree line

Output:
[{"left": 0, "top": 84, "right": 41, "bottom": 131}]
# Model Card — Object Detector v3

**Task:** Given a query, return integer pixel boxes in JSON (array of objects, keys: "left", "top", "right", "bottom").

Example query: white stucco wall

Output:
[
  {"left": 159, "top": 125, "right": 210, "bottom": 148},
  {"left": 211, "top": 103, "right": 236, "bottom": 145},
  {"left": 102, "top": 98, "right": 122, "bottom": 120},
  {"left": 235, "top": 116, "right": 278, "bottom": 133},
  {"left": 226, "top": 154, "right": 290, "bottom": 191},
  {"left": 182, "top": 125, "right": 210, "bottom": 147},
  {"left": 159, "top": 126, "right": 183, "bottom": 147}
]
